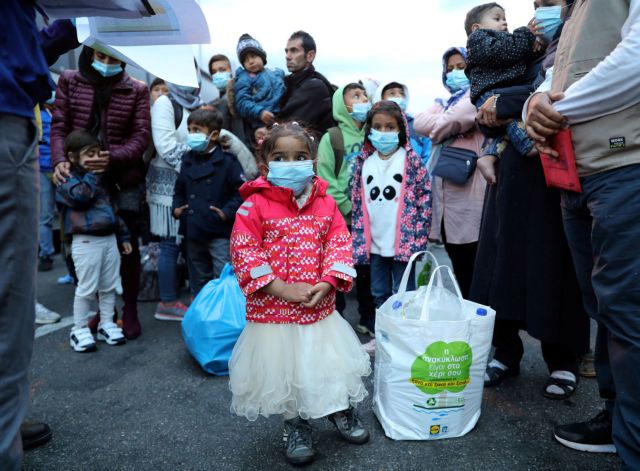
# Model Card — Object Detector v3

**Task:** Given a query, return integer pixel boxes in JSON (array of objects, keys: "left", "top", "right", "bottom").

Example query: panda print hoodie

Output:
[{"left": 350, "top": 103, "right": 432, "bottom": 265}]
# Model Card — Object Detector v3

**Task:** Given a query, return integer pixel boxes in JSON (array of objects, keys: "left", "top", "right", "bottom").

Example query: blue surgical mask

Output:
[
  {"left": 91, "top": 60, "right": 123, "bottom": 78},
  {"left": 388, "top": 97, "right": 407, "bottom": 112},
  {"left": 267, "top": 160, "right": 315, "bottom": 196},
  {"left": 535, "top": 5, "right": 563, "bottom": 42},
  {"left": 186, "top": 132, "right": 211, "bottom": 152},
  {"left": 445, "top": 69, "right": 470, "bottom": 92},
  {"left": 212, "top": 71, "right": 231, "bottom": 90},
  {"left": 369, "top": 129, "right": 400, "bottom": 156},
  {"left": 349, "top": 102, "right": 371, "bottom": 122}
]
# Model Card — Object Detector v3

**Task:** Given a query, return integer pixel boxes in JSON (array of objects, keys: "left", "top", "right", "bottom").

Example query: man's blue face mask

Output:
[{"left": 535, "top": 5, "right": 563, "bottom": 42}]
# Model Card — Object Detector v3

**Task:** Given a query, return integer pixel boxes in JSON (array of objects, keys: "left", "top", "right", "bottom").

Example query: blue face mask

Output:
[
  {"left": 445, "top": 69, "right": 470, "bottom": 92},
  {"left": 267, "top": 160, "right": 315, "bottom": 196},
  {"left": 388, "top": 97, "right": 407, "bottom": 112},
  {"left": 212, "top": 71, "right": 231, "bottom": 90},
  {"left": 186, "top": 132, "right": 211, "bottom": 152},
  {"left": 535, "top": 5, "right": 563, "bottom": 42},
  {"left": 349, "top": 102, "right": 371, "bottom": 122},
  {"left": 369, "top": 128, "right": 400, "bottom": 156},
  {"left": 91, "top": 60, "right": 123, "bottom": 78}
]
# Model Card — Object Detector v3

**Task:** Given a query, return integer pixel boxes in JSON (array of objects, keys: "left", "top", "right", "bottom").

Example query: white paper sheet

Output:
[
  {"left": 78, "top": 22, "right": 199, "bottom": 87},
  {"left": 38, "top": 0, "right": 156, "bottom": 19},
  {"left": 85, "top": 0, "right": 210, "bottom": 46}
]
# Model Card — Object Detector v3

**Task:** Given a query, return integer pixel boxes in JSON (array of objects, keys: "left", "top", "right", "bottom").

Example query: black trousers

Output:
[
  {"left": 492, "top": 319, "right": 580, "bottom": 375},
  {"left": 335, "top": 264, "right": 376, "bottom": 329}
]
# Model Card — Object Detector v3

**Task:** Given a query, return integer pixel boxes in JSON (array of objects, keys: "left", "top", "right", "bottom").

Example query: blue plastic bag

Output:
[{"left": 181, "top": 263, "right": 246, "bottom": 375}]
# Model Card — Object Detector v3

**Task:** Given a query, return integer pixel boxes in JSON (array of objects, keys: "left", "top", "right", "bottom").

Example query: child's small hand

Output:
[
  {"left": 477, "top": 155, "right": 498, "bottom": 186},
  {"left": 209, "top": 206, "right": 228, "bottom": 222},
  {"left": 173, "top": 205, "right": 188, "bottom": 219},
  {"left": 260, "top": 110, "right": 275, "bottom": 125},
  {"left": 121, "top": 242, "right": 133, "bottom": 255},
  {"left": 302, "top": 282, "right": 332, "bottom": 309},
  {"left": 282, "top": 282, "right": 313, "bottom": 303},
  {"left": 528, "top": 18, "right": 544, "bottom": 37}
]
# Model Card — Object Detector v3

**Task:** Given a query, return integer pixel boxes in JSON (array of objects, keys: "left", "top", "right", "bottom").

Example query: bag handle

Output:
[
  {"left": 396, "top": 250, "right": 440, "bottom": 297},
  {"left": 420, "top": 265, "right": 464, "bottom": 321}
]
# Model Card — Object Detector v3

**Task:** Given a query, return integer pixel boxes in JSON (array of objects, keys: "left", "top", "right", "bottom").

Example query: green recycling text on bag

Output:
[{"left": 410, "top": 341, "right": 473, "bottom": 394}]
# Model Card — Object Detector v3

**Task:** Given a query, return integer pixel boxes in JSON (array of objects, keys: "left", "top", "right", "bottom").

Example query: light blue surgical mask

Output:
[
  {"left": 349, "top": 102, "right": 371, "bottom": 122},
  {"left": 535, "top": 5, "right": 563, "bottom": 42},
  {"left": 445, "top": 69, "right": 470, "bottom": 93},
  {"left": 212, "top": 71, "right": 231, "bottom": 90},
  {"left": 388, "top": 97, "right": 407, "bottom": 112},
  {"left": 267, "top": 160, "right": 315, "bottom": 196},
  {"left": 369, "top": 129, "right": 400, "bottom": 156},
  {"left": 186, "top": 132, "right": 211, "bottom": 152},
  {"left": 91, "top": 60, "right": 123, "bottom": 78}
]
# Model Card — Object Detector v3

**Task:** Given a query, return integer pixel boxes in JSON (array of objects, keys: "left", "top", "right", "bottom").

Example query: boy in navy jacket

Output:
[{"left": 172, "top": 108, "right": 245, "bottom": 296}]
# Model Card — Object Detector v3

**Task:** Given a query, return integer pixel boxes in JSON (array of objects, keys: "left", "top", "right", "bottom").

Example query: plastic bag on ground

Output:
[
  {"left": 373, "top": 259, "right": 496, "bottom": 440},
  {"left": 181, "top": 263, "right": 246, "bottom": 375}
]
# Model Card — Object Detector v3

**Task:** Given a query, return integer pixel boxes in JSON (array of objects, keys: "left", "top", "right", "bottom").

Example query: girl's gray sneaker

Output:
[
  {"left": 328, "top": 407, "right": 370, "bottom": 445},
  {"left": 283, "top": 417, "right": 314, "bottom": 466}
]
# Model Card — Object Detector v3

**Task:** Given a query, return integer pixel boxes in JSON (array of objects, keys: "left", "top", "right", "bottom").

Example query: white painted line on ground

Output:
[{"left": 35, "top": 316, "right": 74, "bottom": 338}]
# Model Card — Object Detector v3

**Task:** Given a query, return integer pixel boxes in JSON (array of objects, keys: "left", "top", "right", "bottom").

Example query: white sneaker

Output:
[
  {"left": 69, "top": 327, "right": 97, "bottom": 352},
  {"left": 362, "top": 339, "right": 376, "bottom": 355},
  {"left": 35, "top": 302, "right": 61, "bottom": 324},
  {"left": 97, "top": 322, "right": 126, "bottom": 345}
]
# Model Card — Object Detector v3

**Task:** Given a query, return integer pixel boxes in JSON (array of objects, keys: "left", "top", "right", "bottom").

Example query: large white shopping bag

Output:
[{"left": 373, "top": 262, "right": 496, "bottom": 440}]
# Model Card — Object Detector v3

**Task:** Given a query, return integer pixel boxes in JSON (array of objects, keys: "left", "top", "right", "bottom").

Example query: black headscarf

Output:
[{"left": 78, "top": 46, "right": 126, "bottom": 141}]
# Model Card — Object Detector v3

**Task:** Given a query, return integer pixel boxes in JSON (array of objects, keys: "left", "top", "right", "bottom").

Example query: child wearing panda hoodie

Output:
[{"left": 351, "top": 100, "right": 432, "bottom": 352}]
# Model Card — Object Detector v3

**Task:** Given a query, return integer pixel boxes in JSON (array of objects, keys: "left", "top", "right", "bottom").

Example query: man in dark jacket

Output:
[{"left": 279, "top": 31, "right": 336, "bottom": 136}]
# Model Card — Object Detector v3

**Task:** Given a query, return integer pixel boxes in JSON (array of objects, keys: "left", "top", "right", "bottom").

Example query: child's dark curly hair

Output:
[{"left": 257, "top": 121, "right": 318, "bottom": 165}]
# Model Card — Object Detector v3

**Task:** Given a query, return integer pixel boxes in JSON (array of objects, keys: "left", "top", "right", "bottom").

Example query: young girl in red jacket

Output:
[{"left": 229, "top": 122, "right": 371, "bottom": 466}]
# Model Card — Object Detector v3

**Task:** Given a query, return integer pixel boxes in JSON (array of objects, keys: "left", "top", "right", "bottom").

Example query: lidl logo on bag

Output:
[
  {"left": 410, "top": 341, "right": 473, "bottom": 394},
  {"left": 430, "top": 425, "right": 441, "bottom": 435}
]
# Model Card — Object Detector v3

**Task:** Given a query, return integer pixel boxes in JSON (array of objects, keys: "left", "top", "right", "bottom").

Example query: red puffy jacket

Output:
[
  {"left": 51, "top": 70, "right": 150, "bottom": 189},
  {"left": 231, "top": 176, "right": 355, "bottom": 325}
]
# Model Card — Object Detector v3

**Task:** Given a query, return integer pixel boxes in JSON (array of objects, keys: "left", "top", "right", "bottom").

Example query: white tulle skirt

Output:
[{"left": 229, "top": 312, "right": 372, "bottom": 421}]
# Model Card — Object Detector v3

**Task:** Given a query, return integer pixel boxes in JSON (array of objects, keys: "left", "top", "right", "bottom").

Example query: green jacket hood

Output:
[{"left": 332, "top": 84, "right": 364, "bottom": 137}]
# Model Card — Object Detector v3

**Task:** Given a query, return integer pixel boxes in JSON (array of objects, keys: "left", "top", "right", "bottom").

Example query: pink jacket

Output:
[
  {"left": 51, "top": 70, "right": 150, "bottom": 189},
  {"left": 414, "top": 91, "right": 486, "bottom": 244},
  {"left": 230, "top": 176, "right": 355, "bottom": 325}
]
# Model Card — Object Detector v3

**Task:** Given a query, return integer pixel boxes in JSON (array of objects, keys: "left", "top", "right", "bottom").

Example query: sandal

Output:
[
  {"left": 542, "top": 373, "right": 578, "bottom": 400},
  {"left": 484, "top": 365, "right": 519, "bottom": 387}
]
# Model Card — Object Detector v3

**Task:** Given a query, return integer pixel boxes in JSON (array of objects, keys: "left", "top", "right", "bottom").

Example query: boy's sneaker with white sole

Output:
[
  {"left": 35, "top": 302, "right": 61, "bottom": 324},
  {"left": 97, "top": 322, "right": 126, "bottom": 345},
  {"left": 69, "top": 327, "right": 97, "bottom": 352},
  {"left": 154, "top": 301, "right": 188, "bottom": 321}
]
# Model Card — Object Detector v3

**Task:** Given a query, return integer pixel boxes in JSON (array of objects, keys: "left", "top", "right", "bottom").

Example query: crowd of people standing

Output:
[{"left": 2, "top": 0, "right": 640, "bottom": 469}]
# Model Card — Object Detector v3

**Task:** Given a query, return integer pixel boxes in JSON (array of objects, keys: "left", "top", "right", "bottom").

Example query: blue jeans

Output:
[
  {"left": 561, "top": 164, "right": 640, "bottom": 469},
  {"left": 370, "top": 254, "right": 413, "bottom": 309},
  {"left": 0, "top": 115, "right": 38, "bottom": 470},
  {"left": 38, "top": 172, "right": 55, "bottom": 258},
  {"left": 478, "top": 91, "right": 533, "bottom": 157},
  {"left": 158, "top": 237, "right": 181, "bottom": 303}
]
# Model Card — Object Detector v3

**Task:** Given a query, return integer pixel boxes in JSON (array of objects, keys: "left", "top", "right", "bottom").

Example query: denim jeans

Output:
[
  {"left": 158, "top": 237, "right": 181, "bottom": 303},
  {"left": 561, "top": 164, "right": 640, "bottom": 469},
  {"left": 370, "top": 254, "right": 413, "bottom": 309},
  {"left": 186, "top": 238, "right": 230, "bottom": 296},
  {"left": 38, "top": 172, "right": 55, "bottom": 258},
  {"left": 0, "top": 115, "right": 38, "bottom": 471}
]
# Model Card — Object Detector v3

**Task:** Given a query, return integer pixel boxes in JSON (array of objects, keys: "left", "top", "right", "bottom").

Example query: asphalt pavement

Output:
[{"left": 24, "top": 248, "right": 620, "bottom": 471}]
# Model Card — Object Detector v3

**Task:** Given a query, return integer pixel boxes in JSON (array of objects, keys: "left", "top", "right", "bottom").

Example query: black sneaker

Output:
[
  {"left": 21, "top": 422, "right": 52, "bottom": 450},
  {"left": 554, "top": 410, "right": 616, "bottom": 453},
  {"left": 328, "top": 407, "right": 370, "bottom": 445},
  {"left": 283, "top": 418, "right": 314, "bottom": 466},
  {"left": 38, "top": 256, "right": 53, "bottom": 272}
]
